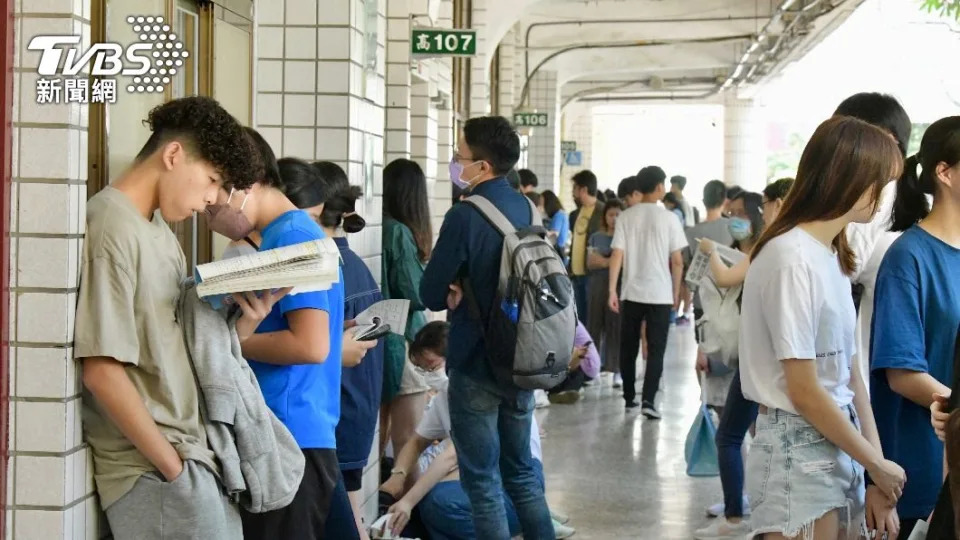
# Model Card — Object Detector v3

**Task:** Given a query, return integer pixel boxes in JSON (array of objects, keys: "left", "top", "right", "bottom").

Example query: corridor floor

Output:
[{"left": 538, "top": 324, "right": 723, "bottom": 540}]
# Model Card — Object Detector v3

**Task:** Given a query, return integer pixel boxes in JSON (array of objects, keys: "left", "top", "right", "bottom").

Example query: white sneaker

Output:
[
  {"left": 706, "top": 496, "right": 751, "bottom": 517},
  {"left": 612, "top": 374, "right": 623, "bottom": 388},
  {"left": 534, "top": 389, "right": 551, "bottom": 408},
  {"left": 694, "top": 518, "right": 751, "bottom": 539},
  {"left": 551, "top": 510, "right": 570, "bottom": 524},
  {"left": 552, "top": 519, "right": 576, "bottom": 539}
]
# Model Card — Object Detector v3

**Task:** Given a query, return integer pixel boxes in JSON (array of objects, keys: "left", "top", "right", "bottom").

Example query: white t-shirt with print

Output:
[
  {"left": 739, "top": 228, "right": 857, "bottom": 415},
  {"left": 415, "top": 380, "right": 542, "bottom": 472},
  {"left": 611, "top": 202, "right": 688, "bottom": 305}
]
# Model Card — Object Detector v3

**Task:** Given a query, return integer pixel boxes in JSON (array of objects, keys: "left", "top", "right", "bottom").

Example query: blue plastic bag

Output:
[{"left": 685, "top": 402, "right": 720, "bottom": 477}]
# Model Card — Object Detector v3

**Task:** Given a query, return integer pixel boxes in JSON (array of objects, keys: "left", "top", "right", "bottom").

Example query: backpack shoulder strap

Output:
[{"left": 464, "top": 195, "right": 516, "bottom": 237}]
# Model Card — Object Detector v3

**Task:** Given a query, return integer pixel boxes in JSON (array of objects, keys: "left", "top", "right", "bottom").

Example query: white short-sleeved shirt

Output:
[
  {"left": 611, "top": 202, "right": 688, "bottom": 305},
  {"left": 739, "top": 228, "right": 857, "bottom": 414},
  {"left": 415, "top": 380, "right": 542, "bottom": 472}
]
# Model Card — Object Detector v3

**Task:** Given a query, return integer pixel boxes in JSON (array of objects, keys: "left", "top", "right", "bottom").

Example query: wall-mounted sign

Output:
[
  {"left": 513, "top": 112, "right": 548, "bottom": 127},
  {"left": 411, "top": 28, "right": 477, "bottom": 56},
  {"left": 560, "top": 141, "right": 577, "bottom": 152},
  {"left": 564, "top": 151, "right": 583, "bottom": 167}
]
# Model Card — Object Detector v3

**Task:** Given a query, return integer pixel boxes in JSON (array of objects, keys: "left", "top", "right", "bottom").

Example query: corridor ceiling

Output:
[{"left": 482, "top": 0, "right": 868, "bottom": 108}]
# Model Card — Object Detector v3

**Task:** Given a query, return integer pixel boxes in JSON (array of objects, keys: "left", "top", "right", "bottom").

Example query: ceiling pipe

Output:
[
  {"left": 561, "top": 76, "right": 719, "bottom": 109},
  {"left": 523, "top": 16, "right": 767, "bottom": 80},
  {"left": 516, "top": 34, "right": 752, "bottom": 110}
]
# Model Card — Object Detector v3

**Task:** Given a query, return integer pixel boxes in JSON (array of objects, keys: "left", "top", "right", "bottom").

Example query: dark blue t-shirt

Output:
[
  {"left": 333, "top": 237, "right": 384, "bottom": 470},
  {"left": 871, "top": 225, "right": 960, "bottom": 519},
  {"left": 248, "top": 210, "right": 345, "bottom": 450}
]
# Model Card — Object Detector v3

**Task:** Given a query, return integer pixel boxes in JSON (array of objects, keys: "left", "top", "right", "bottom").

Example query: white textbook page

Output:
[{"left": 353, "top": 299, "right": 410, "bottom": 338}]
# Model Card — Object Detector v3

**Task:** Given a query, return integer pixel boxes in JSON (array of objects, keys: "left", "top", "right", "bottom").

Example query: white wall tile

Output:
[
  {"left": 256, "top": 0, "right": 284, "bottom": 25},
  {"left": 315, "top": 128, "right": 349, "bottom": 160},
  {"left": 16, "top": 292, "right": 75, "bottom": 344},
  {"left": 256, "top": 93, "right": 283, "bottom": 126},
  {"left": 14, "top": 509, "right": 66, "bottom": 540},
  {"left": 15, "top": 347, "right": 70, "bottom": 399},
  {"left": 19, "top": 128, "right": 73, "bottom": 179},
  {"left": 257, "top": 26, "right": 284, "bottom": 59},
  {"left": 317, "top": 28, "right": 350, "bottom": 60},
  {"left": 318, "top": 0, "right": 350, "bottom": 24},
  {"left": 15, "top": 456, "right": 65, "bottom": 506},
  {"left": 283, "top": 60, "right": 316, "bottom": 93},
  {"left": 282, "top": 127, "right": 315, "bottom": 160},
  {"left": 285, "top": 27, "right": 317, "bottom": 59},
  {"left": 283, "top": 94, "right": 316, "bottom": 127},
  {"left": 16, "top": 402, "right": 67, "bottom": 452},
  {"left": 285, "top": 0, "right": 317, "bottom": 25},
  {"left": 17, "top": 237, "right": 75, "bottom": 289},
  {"left": 316, "top": 61, "right": 350, "bottom": 93},
  {"left": 257, "top": 60, "right": 283, "bottom": 92},
  {"left": 17, "top": 183, "right": 70, "bottom": 234},
  {"left": 316, "top": 95, "right": 349, "bottom": 127}
]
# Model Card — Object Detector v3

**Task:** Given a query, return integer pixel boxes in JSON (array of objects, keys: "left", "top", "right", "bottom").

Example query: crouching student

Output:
[
  {"left": 210, "top": 134, "right": 359, "bottom": 540},
  {"left": 547, "top": 321, "right": 600, "bottom": 404},
  {"left": 75, "top": 97, "right": 276, "bottom": 538},
  {"left": 379, "top": 322, "right": 576, "bottom": 540}
]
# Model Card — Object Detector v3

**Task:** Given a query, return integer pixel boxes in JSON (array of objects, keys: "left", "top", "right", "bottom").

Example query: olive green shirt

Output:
[{"left": 74, "top": 187, "right": 216, "bottom": 509}]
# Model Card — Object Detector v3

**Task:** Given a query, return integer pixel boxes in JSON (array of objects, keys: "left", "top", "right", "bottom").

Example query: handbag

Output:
[{"left": 685, "top": 376, "right": 720, "bottom": 477}]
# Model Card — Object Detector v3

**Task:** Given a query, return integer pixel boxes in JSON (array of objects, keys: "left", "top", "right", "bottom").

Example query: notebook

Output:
[{"left": 194, "top": 238, "right": 342, "bottom": 309}]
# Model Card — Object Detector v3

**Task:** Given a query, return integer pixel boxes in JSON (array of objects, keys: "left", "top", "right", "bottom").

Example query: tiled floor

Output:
[{"left": 538, "top": 324, "right": 723, "bottom": 540}]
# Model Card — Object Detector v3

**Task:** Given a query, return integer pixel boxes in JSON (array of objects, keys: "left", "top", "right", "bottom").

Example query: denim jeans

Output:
[
  {"left": 417, "top": 460, "right": 546, "bottom": 540},
  {"left": 715, "top": 370, "right": 758, "bottom": 518},
  {"left": 447, "top": 370, "right": 554, "bottom": 540},
  {"left": 571, "top": 275, "right": 589, "bottom": 324}
]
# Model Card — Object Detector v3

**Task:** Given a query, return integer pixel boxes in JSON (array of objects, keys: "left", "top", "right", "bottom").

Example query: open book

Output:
[
  {"left": 352, "top": 299, "right": 410, "bottom": 341},
  {"left": 194, "top": 239, "right": 342, "bottom": 308},
  {"left": 685, "top": 240, "right": 747, "bottom": 290}
]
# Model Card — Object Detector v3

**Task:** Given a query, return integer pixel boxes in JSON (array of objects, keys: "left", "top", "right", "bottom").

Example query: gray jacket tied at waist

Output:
[{"left": 177, "top": 279, "right": 304, "bottom": 513}]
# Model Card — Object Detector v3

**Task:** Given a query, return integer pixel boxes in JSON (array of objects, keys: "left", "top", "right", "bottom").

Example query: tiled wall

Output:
[
  {"left": 469, "top": 0, "right": 490, "bottom": 117},
  {"left": 8, "top": 1, "right": 99, "bottom": 538},
  {"left": 723, "top": 94, "right": 766, "bottom": 192},
  {"left": 525, "top": 70, "right": 561, "bottom": 193},
  {"left": 559, "top": 102, "right": 593, "bottom": 207},
  {"left": 254, "top": 0, "right": 387, "bottom": 527}
]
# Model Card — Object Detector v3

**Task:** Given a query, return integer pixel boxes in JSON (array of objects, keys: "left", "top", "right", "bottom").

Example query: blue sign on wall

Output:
[{"left": 564, "top": 151, "right": 583, "bottom": 166}]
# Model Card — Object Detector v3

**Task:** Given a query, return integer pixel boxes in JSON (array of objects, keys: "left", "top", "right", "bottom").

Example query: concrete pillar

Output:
[
  {"left": 525, "top": 70, "right": 561, "bottom": 193},
  {"left": 468, "top": 0, "right": 491, "bottom": 117},
  {"left": 723, "top": 94, "right": 767, "bottom": 192},
  {"left": 385, "top": 0, "right": 412, "bottom": 163},
  {"left": 559, "top": 102, "right": 594, "bottom": 206},
  {"left": 9, "top": 1, "right": 98, "bottom": 537}
]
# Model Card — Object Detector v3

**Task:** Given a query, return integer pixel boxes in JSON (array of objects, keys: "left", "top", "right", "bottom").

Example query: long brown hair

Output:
[{"left": 751, "top": 115, "right": 904, "bottom": 275}]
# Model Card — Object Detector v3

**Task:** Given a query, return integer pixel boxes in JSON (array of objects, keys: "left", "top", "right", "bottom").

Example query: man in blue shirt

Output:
[{"left": 420, "top": 116, "right": 554, "bottom": 539}]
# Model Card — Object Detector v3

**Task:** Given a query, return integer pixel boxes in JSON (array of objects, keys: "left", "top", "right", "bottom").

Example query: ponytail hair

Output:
[
  {"left": 311, "top": 161, "right": 366, "bottom": 233},
  {"left": 890, "top": 117, "right": 960, "bottom": 232}
]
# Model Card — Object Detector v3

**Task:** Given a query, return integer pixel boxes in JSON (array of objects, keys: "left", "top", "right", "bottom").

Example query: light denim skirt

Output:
[{"left": 746, "top": 405, "right": 866, "bottom": 540}]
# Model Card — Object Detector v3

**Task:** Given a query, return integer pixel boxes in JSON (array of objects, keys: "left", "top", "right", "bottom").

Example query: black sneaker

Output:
[
  {"left": 625, "top": 400, "right": 640, "bottom": 409},
  {"left": 641, "top": 402, "right": 661, "bottom": 420}
]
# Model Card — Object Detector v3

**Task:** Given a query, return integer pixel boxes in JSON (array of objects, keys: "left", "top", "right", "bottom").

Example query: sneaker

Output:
[
  {"left": 535, "top": 389, "right": 551, "bottom": 408},
  {"left": 676, "top": 315, "right": 691, "bottom": 326},
  {"left": 625, "top": 400, "right": 640, "bottom": 409},
  {"left": 548, "top": 390, "right": 581, "bottom": 404},
  {"left": 552, "top": 519, "right": 576, "bottom": 539},
  {"left": 641, "top": 402, "right": 661, "bottom": 420},
  {"left": 612, "top": 373, "right": 623, "bottom": 388},
  {"left": 706, "top": 496, "right": 751, "bottom": 517},
  {"left": 551, "top": 510, "right": 570, "bottom": 525},
  {"left": 693, "top": 518, "right": 751, "bottom": 539}
]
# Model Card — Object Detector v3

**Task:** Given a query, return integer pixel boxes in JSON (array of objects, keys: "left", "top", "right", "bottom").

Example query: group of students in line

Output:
[
  {"left": 681, "top": 92, "right": 960, "bottom": 540},
  {"left": 75, "top": 99, "right": 576, "bottom": 540}
]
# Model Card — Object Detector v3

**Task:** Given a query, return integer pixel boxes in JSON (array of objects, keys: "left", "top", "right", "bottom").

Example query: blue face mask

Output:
[{"left": 728, "top": 217, "right": 752, "bottom": 241}]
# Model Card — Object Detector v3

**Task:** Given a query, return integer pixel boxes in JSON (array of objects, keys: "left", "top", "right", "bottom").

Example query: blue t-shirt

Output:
[
  {"left": 249, "top": 210, "right": 345, "bottom": 450},
  {"left": 550, "top": 211, "right": 570, "bottom": 250},
  {"left": 333, "top": 237, "right": 384, "bottom": 470},
  {"left": 871, "top": 225, "right": 960, "bottom": 518}
]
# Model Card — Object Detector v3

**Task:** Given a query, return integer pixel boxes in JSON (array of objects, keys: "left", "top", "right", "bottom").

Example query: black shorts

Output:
[{"left": 341, "top": 467, "right": 363, "bottom": 493}]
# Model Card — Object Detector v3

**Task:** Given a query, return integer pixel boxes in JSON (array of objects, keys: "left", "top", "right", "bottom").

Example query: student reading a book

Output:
[
  {"left": 207, "top": 135, "right": 358, "bottom": 540},
  {"left": 382, "top": 159, "right": 433, "bottom": 461},
  {"left": 74, "top": 97, "right": 275, "bottom": 539}
]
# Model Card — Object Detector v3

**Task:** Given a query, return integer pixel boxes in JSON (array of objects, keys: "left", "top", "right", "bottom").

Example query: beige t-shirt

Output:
[{"left": 74, "top": 187, "right": 216, "bottom": 509}]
